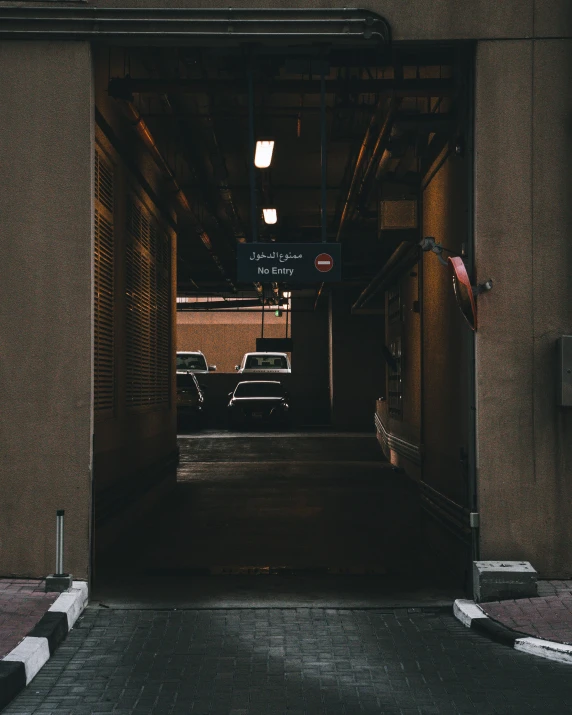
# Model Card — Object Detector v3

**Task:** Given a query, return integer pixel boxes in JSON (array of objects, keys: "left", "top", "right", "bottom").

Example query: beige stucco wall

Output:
[
  {"left": 0, "top": 42, "right": 94, "bottom": 578},
  {"left": 475, "top": 39, "right": 572, "bottom": 577},
  {"left": 1, "top": 2, "right": 571, "bottom": 582}
]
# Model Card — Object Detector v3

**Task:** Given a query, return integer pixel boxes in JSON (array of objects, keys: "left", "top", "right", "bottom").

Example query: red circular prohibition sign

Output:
[{"left": 315, "top": 253, "right": 334, "bottom": 272}]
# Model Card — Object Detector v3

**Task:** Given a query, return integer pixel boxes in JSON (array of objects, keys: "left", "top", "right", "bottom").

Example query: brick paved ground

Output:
[
  {"left": 481, "top": 579, "right": 572, "bottom": 645},
  {"left": 5, "top": 606, "right": 572, "bottom": 715},
  {"left": 0, "top": 579, "right": 58, "bottom": 658}
]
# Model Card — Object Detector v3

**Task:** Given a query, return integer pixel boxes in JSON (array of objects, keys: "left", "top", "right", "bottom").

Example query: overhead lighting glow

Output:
[
  {"left": 255, "top": 140, "right": 275, "bottom": 168},
  {"left": 283, "top": 291, "right": 291, "bottom": 299},
  {"left": 263, "top": 208, "right": 277, "bottom": 225}
]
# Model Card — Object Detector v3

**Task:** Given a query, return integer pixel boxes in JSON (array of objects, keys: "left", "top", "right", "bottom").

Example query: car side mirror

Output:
[
  {"left": 235, "top": 365, "right": 240, "bottom": 371},
  {"left": 228, "top": 392, "right": 233, "bottom": 398},
  {"left": 208, "top": 365, "right": 217, "bottom": 372}
]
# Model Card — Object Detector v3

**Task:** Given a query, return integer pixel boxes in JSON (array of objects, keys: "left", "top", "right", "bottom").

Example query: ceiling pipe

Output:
[
  {"left": 354, "top": 98, "right": 398, "bottom": 211},
  {"left": 120, "top": 101, "right": 237, "bottom": 291},
  {"left": 109, "top": 77, "right": 455, "bottom": 97},
  {"left": 375, "top": 125, "right": 406, "bottom": 180},
  {"left": 335, "top": 95, "right": 387, "bottom": 243}
]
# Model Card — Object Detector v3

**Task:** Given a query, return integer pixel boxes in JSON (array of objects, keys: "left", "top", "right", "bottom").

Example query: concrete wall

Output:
[
  {"left": 177, "top": 310, "right": 287, "bottom": 373},
  {"left": 382, "top": 269, "right": 422, "bottom": 477},
  {"left": 2, "top": 2, "right": 572, "bottom": 583},
  {"left": 475, "top": 39, "right": 572, "bottom": 577},
  {"left": 93, "top": 48, "right": 179, "bottom": 560},
  {"left": 0, "top": 42, "right": 94, "bottom": 578}
]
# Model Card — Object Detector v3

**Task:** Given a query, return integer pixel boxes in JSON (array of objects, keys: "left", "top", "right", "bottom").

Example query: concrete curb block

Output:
[
  {"left": 0, "top": 581, "right": 88, "bottom": 710},
  {"left": 453, "top": 598, "right": 572, "bottom": 664}
]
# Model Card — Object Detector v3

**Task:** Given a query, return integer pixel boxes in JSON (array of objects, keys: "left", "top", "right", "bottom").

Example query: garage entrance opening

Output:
[{"left": 92, "top": 34, "right": 473, "bottom": 600}]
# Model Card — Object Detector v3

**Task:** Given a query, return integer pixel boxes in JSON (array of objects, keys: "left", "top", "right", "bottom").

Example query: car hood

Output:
[{"left": 231, "top": 397, "right": 285, "bottom": 410}]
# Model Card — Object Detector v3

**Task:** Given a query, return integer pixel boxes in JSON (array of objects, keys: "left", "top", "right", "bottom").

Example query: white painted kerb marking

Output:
[
  {"left": 3, "top": 637, "right": 50, "bottom": 684},
  {"left": 453, "top": 599, "right": 487, "bottom": 627},
  {"left": 49, "top": 581, "right": 88, "bottom": 630},
  {"left": 515, "top": 637, "right": 572, "bottom": 665}
]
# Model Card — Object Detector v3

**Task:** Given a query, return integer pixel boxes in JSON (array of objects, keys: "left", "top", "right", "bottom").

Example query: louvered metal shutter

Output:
[
  {"left": 94, "top": 149, "right": 115, "bottom": 414},
  {"left": 125, "top": 195, "right": 170, "bottom": 408}
]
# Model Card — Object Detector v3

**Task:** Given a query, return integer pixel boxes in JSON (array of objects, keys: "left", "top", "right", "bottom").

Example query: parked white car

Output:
[
  {"left": 176, "top": 351, "right": 217, "bottom": 374},
  {"left": 235, "top": 352, "right": 291, "bottom": 374}
]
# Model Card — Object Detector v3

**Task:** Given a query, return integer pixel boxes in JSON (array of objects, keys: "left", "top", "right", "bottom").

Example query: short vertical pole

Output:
[
  {"left": 56, "top": 510, "right": 65, "bottom": 576},
  {"left": 320, "top": 62, "right": 327, "bottom": 243},
  {"left": 248, "top": 62, "right": 257, "bottom": 243}
]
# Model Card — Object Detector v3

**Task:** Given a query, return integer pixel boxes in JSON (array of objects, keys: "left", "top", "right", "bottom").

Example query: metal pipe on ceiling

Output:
[
  {"left": 355, "top": 98, "right": 398, "bottom": 202},
  {"left": 320, "top": 62, "right": 327, "bottom": 243},
  {"left": 139, "top": 106, "right": 383, "bottom": 118},
  {"left": 108, "top": 78, "right": 456, "bottom": 98},
  {"left": 334, "top": 95, "right": 387, "bottom": 243}
]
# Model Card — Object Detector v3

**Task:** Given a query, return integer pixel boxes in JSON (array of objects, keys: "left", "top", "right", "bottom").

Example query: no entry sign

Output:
[
  {"left": 237, "top": 243, "right": 341, "bottom": 283},
  {"left": 315, "top": 253, "right": 334, "bottom": 272}
]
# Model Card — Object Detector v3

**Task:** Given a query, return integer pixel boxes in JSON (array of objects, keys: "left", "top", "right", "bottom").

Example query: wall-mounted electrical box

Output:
[{"left": 557, "top": 336, "right": 572, "bottom": 407}]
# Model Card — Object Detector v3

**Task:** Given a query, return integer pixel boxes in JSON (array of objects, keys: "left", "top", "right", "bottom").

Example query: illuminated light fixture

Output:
[
  {"left": 262, "top": 208, "right": 278, "bottom": 225},
  {"left": 255, "top": 140, "right": 275, "bottom": 168},
  {"left": 283, "top": 291, "right": 291, "bottom": 299}
]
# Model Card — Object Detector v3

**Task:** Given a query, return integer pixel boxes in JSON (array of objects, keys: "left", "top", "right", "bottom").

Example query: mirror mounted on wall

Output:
[{"left": 421, "top": 237, "right": 493, "bottom": 331}]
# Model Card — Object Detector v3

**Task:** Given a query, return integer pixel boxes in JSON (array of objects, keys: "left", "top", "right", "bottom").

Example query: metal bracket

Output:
[
  {"left": 419, "top": 236, "right": 448, "bottom": 266},
  {"left": 473, "top": 279, "right": 493, "bottom": 296}
]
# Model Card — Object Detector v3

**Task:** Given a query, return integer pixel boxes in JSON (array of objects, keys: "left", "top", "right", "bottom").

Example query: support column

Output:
[
  {"left": 475, "top": 39, "right": 572, "bottom": 576},
  {"left": 329, "top": 286, "right": 385, "bottom": 431},
  {"left": 0, "top": 42, "right": 94, "bottom": 578},
  {"left": 290, "top": 297, "right": 330, "bottom": 426}
]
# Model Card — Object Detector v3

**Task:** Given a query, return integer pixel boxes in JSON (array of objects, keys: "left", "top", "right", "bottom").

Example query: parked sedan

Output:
[
  {"left": 227, "top": 381, "right": 291, "bottom": 430},
  {"left": 176, "top": 371, "right": 206, "bottom": 429}
]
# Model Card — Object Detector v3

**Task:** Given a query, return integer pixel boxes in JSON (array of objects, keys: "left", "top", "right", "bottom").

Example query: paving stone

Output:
[{"left": 3, "top": 606, "right": 572, "bottom": 713}]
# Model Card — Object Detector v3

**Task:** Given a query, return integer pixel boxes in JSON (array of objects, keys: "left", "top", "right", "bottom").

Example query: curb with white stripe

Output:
[
  {"left": 454, "top": 598, "right": 572, "bottom": 665},
  {"left": 0, "top": 581, "right": 88, "bottom": 710}
]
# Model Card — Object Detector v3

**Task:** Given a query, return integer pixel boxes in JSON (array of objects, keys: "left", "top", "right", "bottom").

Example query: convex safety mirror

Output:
[{"left": 448, "top": 257, "right": 478, "bottom": 331}]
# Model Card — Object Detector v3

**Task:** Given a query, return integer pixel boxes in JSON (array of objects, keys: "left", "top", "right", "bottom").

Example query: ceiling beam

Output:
[{"left": 109, "top": 77, "right": 456, "bottom": 99}]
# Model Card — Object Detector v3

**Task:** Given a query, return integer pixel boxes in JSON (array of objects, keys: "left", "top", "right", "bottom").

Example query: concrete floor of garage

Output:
[{"left": 93, "top": 432, "right": 459, "bottom": 609}]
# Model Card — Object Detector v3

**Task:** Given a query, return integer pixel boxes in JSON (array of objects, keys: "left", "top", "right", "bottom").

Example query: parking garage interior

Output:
[{"left": 91, "top": 35, "right": 474, "bottom": 601}]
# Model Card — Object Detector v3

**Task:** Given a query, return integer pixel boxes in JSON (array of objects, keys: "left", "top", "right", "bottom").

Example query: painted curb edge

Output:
[
  {"left": 0, "top": 581, "right": 88, "bottom": 711},
  {"left": 453, "top": 598, "right": 572, "bottom": 665}
]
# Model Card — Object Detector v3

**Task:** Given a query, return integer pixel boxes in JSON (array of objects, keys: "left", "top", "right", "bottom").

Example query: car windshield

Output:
[
  {"left": 177, "top": 354, "right": 207, "bottom": 371},
  {"left": 176, "top": 373, "right": 199, "bottom": 392},
  {"left": 234, "top": 382, "right": 284, "bottom": 398},
  {"left": 244, "top": 354, "right": 288, "bottom": 369}
]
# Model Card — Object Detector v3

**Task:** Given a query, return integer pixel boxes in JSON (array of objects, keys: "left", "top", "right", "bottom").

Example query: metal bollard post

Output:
[
  {"left": 56, "top": 510, "right": 65, "bottom": 576},
  {"left": 45, "top": 509, "right": 72, "bottom": 592}
]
